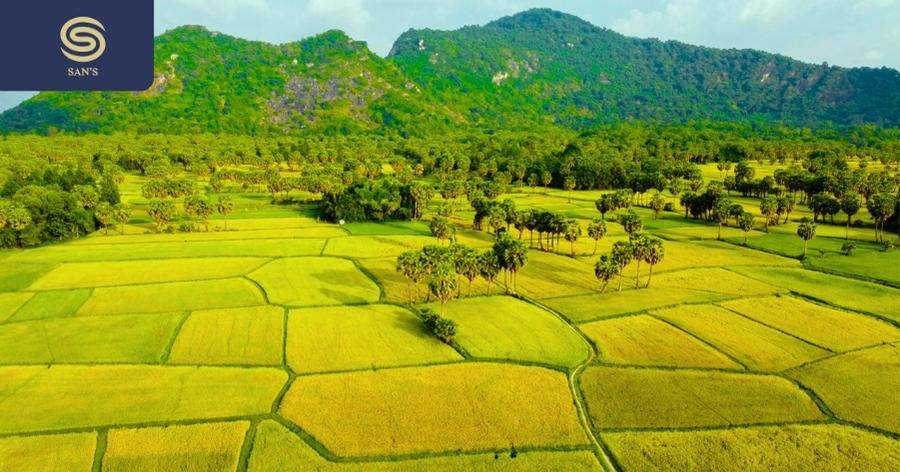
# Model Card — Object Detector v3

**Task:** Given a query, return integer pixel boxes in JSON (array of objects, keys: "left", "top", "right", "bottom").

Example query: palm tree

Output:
[
  {"left": 396, "top": 251, "right": 426, "bottom": 303},
  {"left": 215, "top": 196, "right": 234, "bottom": 230},
  {"left": 797, "top": 218, "right": 816, "bottom": 259},
  {"left": 587, "top": 218, "right": 607, "bottom": 256},
  {"left": 711, "top": 199, "right": 731, "bottom": 240},
  {"left": 866, "top": 193, "right": 896, "bottom": 243},
  {"left": 643, "top": 238, "right": 665, "bottom": 288},
  {"left": 429, "top": 264, "right": 457, "bottom": 316},
  {"left": 95, "top": 202, "right": 113, "bottom": 236},
  {"left": 595, "top": 195, "right": 614, "bottom": 222},
  {"left": 760, "top": 196, "right": 778, "bottom": 233},
  {"left": 454, "top": 246, "right": 480, "bottom": 296},
  {"left": 563, "top": 219, "right": 582, "bottom": 256},
  {"left": 478, "top": 250, "right": 501, "bottom": 295},
  {"left": 112, "top": 204, "right": 131, "bottom": 236},
  {"left": 494, "top": 233, "right": 529, "bottom": 295},
  {"left": 649, "top": 192, "right": 666, "bottom": 219},
  {"left": 737, "top": 212, "right": 755, "bottom": 246},
  {"left": 630, "top": 234, "right": 651, "bottom": 288},
  {"left": 840, "top": 192, "right": 861, "bottom": 240},
  {"left": 611, "top": 241, "right": 634, "bottom": 292},
  {"left": 594, "top": 255, "right": 618, "bottom": 293},
  {"left": 429, "top": 215, "right": 453, "bottom": 245},
  {"left": 618, "top": 210, "right": 643, "bottom": 237}
]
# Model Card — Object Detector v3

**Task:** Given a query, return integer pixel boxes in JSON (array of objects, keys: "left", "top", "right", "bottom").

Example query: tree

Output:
[
  {"left": 797, "top": 217, "right": 816, "bottom": 259},
  {"left": 649, "top": 192, "right": 666, "bottom": 219},
  {"left": 760, "top": 196, "right": 778, "bottom": 232},
  {"left": 185, "top": 195, "right": 214, "bottom": 232},
  {"left": 478, "top": 250, "right": 501, "bottom": 295},
  {"left": 618, "top": 210, "right": 643, "bottom": 237},
  {"left": 396, "top": 251, "right": 426, "bottom": 303},
  {"left": 429, "top": 215, "right": 453, "bottom": 245},
  {"left": 595, "top": 194, "right": 614, "bottom": 221},
  {"left": 215, "top": 196, "right": 234, "bottom": 230},
  {"left": 428, "top": 264, "right": 457, "bottom": 315},
  {"left": 737, "top": 212, "right": 755, "bottom": 245},
  {"left": 147, "top": 199, "right": 176, "bottom": 233},
  {"left": 453, "top": 245, "right": 480, "bottom": 296},
  {"left": 563, "top": 175, "right": 577, "bottom": 202},
  {"left": 563, "top": 219, "right": 582, "bottom": 256},
  {"left": 867, "top": 193, "right": 897, "bottom": 243},
  {"left": 611, "top": 241, "right": 634, "bottom": 292},
  {"left": 493, "top": 233, "right": 528, "bottom": 294},
  {"left": 112, "top": 204, "right": 131, "bottom": 235},
  {"left": 409, "top": 183, "right": 434, "bottom": 220},
  {"left": 630, "top": 234, "right": 651, "bottom": 289},
  {"left": 541, "top": 170, "right": 552, "bottom": 188},
  {"left": 711, "top": 198, "right": 731, "bottom": 241},
  {"left": 95, "top": 202, "right": 113, "bottom": 236},
  {"left": 594, "top": 254, "right": 618, "bottom": 293},
  {"left": 420, "top": 308, "right": 456, "bottom": 344},
  {"left": 0, "top": 201, "right": 31, "bottom": 232},
  {"left": 587, "top": 218, "right": 607, "bottom": 256},
  {"left": 643, "top": 237, "right": 665, "bottom": 288},
  {"left": 840, "top": 192, "right": 861, "bottom": 240}
]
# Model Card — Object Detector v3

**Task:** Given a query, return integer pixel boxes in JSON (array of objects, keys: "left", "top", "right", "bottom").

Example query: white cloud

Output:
[{"left": 305, "top": 0, "right": 372, "bottom": 32}]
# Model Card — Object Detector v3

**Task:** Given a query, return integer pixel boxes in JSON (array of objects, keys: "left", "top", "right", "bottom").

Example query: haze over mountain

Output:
[{"left": 1, "top": 9, "right": 897, "bottom": 134}]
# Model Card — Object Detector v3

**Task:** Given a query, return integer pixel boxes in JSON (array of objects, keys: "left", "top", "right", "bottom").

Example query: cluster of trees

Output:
[
  {"left": 594, "top": 212, "right": 666, "bottom": 292},
  {"left": 321, "top": 180, "right": 433, "bottom": 223},
  {"left": 396, "top": 233, "right": 529, "bottom": 312},
  {"left": 145, "top": 195, "right": 234, "bottom": 233}
]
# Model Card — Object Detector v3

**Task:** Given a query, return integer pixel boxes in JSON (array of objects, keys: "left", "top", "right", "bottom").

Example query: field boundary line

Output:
[
  {"left": 90, "top": 429, "right": 107, "bottom": 472},
  {"left": 647, "top": 315, "right": 751, "bottom": 371},
  {"left": 714, "top": 304, "right": 835, "bottom": 353},
  {"left": 159, "top": 311, "right": 192, "bottom": 363},
  {"left": 236, "top": 420, "right": 258, "bottom": 472}
]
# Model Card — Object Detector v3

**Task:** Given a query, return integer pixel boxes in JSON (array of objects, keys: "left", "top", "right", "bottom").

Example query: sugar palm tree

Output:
[
  {"left": 587, "top": 218, "right": 607, "bottom": 256},
  {"left": 797, "top": 218, "right": 816, "bottom": 259},
  {"left": 594, "top": 255, "right": 618, "bottom": 293},
  {"left": 643, "top": 238, "right": 666, "bottom": 288}
]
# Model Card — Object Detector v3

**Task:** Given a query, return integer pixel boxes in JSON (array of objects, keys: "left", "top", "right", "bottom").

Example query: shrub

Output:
[
  {"left": 881, "top": 241, "right": 895, "bottom": 253},
  {"left": 841, "top": 242, "right": 857, "bottom": 256},
  {"left": 420, "top": 308, "right": 457, "bottom": 344},
  {"left": 663, "top": 203, "right": 675, "bottom": 212}
]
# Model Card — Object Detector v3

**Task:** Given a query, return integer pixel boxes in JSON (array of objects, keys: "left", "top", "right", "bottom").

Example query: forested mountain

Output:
[
  {"left": 1, "top": 9, "right": 897, "bottom": 134},
  {"left": 0, "top": 27, "right": 460, "bottom": 135},
  {"left": 390, "top": 9, "right": 899, "bottom": 129}
]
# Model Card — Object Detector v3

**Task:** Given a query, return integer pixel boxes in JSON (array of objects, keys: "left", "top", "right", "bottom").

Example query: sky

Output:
[{"left": 1, "top": 0, "right": 897, "bottom": 112}]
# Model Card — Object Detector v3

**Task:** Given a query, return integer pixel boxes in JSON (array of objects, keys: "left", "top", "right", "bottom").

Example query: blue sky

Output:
[{"left": 2, "top": 0, "right": 897, "bottom": 112}]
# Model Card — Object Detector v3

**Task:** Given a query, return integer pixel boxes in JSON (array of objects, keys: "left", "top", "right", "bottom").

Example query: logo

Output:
[{"left": 60, "top": 16, "right": 107, "bottom": 63}]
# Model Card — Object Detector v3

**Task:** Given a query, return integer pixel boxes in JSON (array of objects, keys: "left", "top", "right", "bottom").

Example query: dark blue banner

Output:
[{"left": 0, "top": 0, "right": 154, "bottom": 91}]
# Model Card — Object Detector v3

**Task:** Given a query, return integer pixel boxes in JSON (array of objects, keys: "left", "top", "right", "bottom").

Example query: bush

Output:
[
  {"left": 420, "top": 308, "right": 457, "bottom": 344},
  {"left": 663, "top": 203, "right": 675, "bottom": 212},
  {"left": 841, "top": 242, "right": 857, "bottom": 256},
  {"left": 881, "top": 241, "right": 895, "bottom": 253},
  {"left": 853, "top": 219, "right": 865, "bottom": 228}
]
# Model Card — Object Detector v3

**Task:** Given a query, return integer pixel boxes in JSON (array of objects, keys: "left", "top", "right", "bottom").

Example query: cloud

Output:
[{"left": 305, "top": 0, "right": 372, "bottom": 32}]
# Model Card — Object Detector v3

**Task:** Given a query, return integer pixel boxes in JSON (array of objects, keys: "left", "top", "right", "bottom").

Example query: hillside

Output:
[
  {"left": 1, "top": 9, "right": 898, "bottom": 134},
  {"left": 389, "top": 9, "right": 899, "bottom": 128},
  {"left": 0, "top": 27, "right": 459, "bottom": 135}
]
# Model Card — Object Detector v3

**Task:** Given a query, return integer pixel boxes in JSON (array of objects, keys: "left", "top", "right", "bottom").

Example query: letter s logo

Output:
[{"left": 60, "top": 17, "right": 106, "bottom": 63}]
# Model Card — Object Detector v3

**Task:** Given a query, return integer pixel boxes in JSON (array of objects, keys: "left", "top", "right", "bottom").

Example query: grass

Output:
[
  {"left": 807, "top": 249, "right": 900, "bottom": 286},
  {"left": 515, "top": 251, "right": 597, "bottom": 299},
  {"left": 168, "top": 306, "right": 284, "bottom": 366},
  {"left": 278, "top": 363, "right": 587, "bottom": 456},
  {"left": 653, "top": 305, "right": 829, "bottom": 371},
  {"left": 5, "top": 239, "right": 326, "bottom": 264},
  {"left": 76, "top": 227, "right": 346, "bottom": 245},
  {"left": 582, "top": 315, "right": 741, "bottom": 369},
  {"left": 0, "top": 365, "right": 287, "bottom": 434},
  {"left": 0, "top": 261, "right": 54, "bottom": 291},
  {"left": 8, "top": 289, "right": 92, "bottom": 322},
  {"left": 604, "top": 424, "right": 900, "bottom": 471},
  {"left": 286, "top": 305, "right": 462, "bottom": 374},
  {"left": 545, "top": 287, "right": 731, "bottom": 323},
  {"left": 0, "top": 314, "right": 183, "bottom": 364},
  {"left": 0, "top": 292, "right": 33, "bottom": 322},
  {"left": 103, "top": 422, "right": 249, "bottom": 471},
  {"left": 248, "top": 420, "right": 602, "bottom": 471},
  {"left": 580, "top": 366, "right": 824, "bottom": 429},
  {"left": 28, "top": 258, "right": 268, "bottom": 290},
  {"left": 0, "top": 433, "right": 96, "bottom": 471},
  {"left": 341, "top": 221, "right": 430, "bottom": 236},
  {"left": 788, "top": 344, "right": 900, "bottom": 434},
  {"left": 731, "top": 267, "right": 900, "bottom": 323},
  {"left": 248, "top": 258, "right": 381, "bottom": 307},
  {"left": 78, "top": 279, "right": 265, "bottom": 316},
  {"left": 652, "top": 268, "right": 783, "bottom": 297},
  {"left": 650, "top": 240, "right": 800, "bottom": 273},
  {"left": 719, "top": 296, "right": 900, "bottom": 351},
  {"left": 322, "top": 236, "right": 438, "bottom": 259},
  {"left": 426, "top": 296, "right": 590, "bottom": 368}
]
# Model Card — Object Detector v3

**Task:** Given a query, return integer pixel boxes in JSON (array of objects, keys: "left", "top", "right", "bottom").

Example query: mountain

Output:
[
  {"left": 389, "top": 9, "right": 899, "bottom": 129},
  {"left": 1, "top": 9, "right": 898, "bottom": 134},
  {"left": 0, "top": 26, "right": 459, "bottom": 134}
]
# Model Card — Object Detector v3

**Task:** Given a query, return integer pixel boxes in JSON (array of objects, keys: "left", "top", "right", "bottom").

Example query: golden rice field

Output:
[{"left": 0, "top": 188, "right": 897, "bottom": 470}]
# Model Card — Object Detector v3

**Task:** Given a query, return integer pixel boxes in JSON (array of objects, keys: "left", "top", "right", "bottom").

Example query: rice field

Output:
[
  {"left": 604, "top": 424, "right": 900, "bottom": 471},
  {"left": 582, "top": 315, "right": 741, "bottom": 369},
  {"left": 248, "top": 258, "right": 381, "bottom": 306},
  {"left": 285, "top": 305, "right": 462, "bottom": 373},
  {"left": 788, "top": 344, "right": 900, "bottom": 434},
  {"left": 427, "top": 296, "right": 591, "bottom": 368},
  {"left": 279, "top": 363, "right": 587, "bottom": 456},
  {"left": 0, "top": 187, "right": 897, "bottom": 469},
  {"left": 653, "top": 305, "right": 829, "bottom": 371},
  {"left": 580, "top": 366, "right": 824, "bottom": 429}
]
